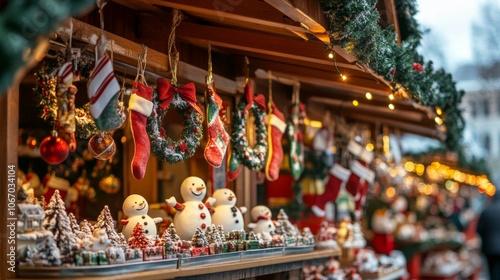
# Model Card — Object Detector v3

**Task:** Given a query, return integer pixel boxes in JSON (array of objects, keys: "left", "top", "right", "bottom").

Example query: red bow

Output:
[
  {"left": 156, "top": 77, "right": 204, "bottom": 116},
  {"left": 244, "top": 83, "right": 266, "bottom": 112}
]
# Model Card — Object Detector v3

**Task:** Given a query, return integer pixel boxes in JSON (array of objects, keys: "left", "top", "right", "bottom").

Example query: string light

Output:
[
  {"left": 365, "top": 92, "right": 372, "bottom": 100},
  {"left": 352, "top": 100, "right": 359, "bottom": 106},
  {"left": 434, "top": 116, "right": 443, "bottom": 125},
  {"left": 328, "top": 51, "right": 334, "bottom": 59},
  {"left": 388, "top": 103, "right": 395, "bottom": 110},
  {"left": 341, "top": 74, "right": 347, "bottom": 81},
  {"left": 436, "top": 107, "right": 442, "bottom": 115},
  {"left": 366, "top": 143, "right": 374, "bottom": 151},
  {"left": 388, "top": 93, "right": 395, "bottom": 100}
]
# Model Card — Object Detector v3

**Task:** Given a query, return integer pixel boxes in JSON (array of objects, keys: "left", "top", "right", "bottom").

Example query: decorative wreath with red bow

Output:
[
  {"left": 147, "top": 78, "right": 204, "bottom": 164},
  {"left": 231, "top": 84, "right": 268, "bottom": 170}
]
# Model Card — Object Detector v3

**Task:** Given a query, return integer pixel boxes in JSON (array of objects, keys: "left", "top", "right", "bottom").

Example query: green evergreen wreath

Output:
[
  {"left": 231, "top": 98, "right": 268, "bottom": 170},
  {"left": 147, "top": 91, "right": 203, "bottom": 164},
  {"left": 33, "top": 52, "right": 98, "bottom": 140}
]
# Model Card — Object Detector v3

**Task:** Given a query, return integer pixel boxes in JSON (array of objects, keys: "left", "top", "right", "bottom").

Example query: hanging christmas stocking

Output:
[
  {"left": 311, "top": 164, "right": 351, "bottom": 217},
  {"left": 204, "top": 88, "right": 229, "bottom": 167},
  {"left": 345, "top": 153, "right": 375, "bottom": 219},
  {"left": 87, "top": 55, "right": 125, "bottom": 131},
  {"left": 265, "top": 102, "right": 286, "bottom": 181},
  {"left": 56, "top": 61, "right": 77, "bottom": 152},
  {"left": 129, "top": 81, "right": 153, "bottom": 180},
  {"left": 287, "top": 102, "right": 306, "bottom": 180}
]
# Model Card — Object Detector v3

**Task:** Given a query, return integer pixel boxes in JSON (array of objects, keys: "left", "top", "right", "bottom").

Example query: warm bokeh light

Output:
[
  {"left": 388, "top": 103, "right": 395, "bottom": 110},
  {"left": 352, "top": 100, "right": 359, "bottom": 106},
  {"left": 365, "top": 92, "right": 373, "bottom": 100},
  {"left": 386, "top": 186, "right": 396, "bottom": 198},
  {"left": 366, "top": 143, "right": 374, "bottom": 151}
]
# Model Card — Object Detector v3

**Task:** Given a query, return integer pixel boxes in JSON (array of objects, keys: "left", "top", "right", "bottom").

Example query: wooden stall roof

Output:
[{"left": 70, "top": 0, "right": 443, "bottom": 140}]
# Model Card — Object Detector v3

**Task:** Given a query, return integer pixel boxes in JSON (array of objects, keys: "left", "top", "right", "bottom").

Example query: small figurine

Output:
[
  {"left": 82, "top": 228, "right": 111, "bottom": 252},
  {"left": 210, "top": 188, "right": 247, "bottom": 232},
  {"left": 120, "top": 194, "right": 163, "bottom": 240},
  {"left": 165, "top": 176, "right": 216, "bottom": 240},
  {"left": 248, "top": 205, "right": 279, "bottom": 242},
  {"left": 336, "top": 217, "right": 353, "bottom": 246}
]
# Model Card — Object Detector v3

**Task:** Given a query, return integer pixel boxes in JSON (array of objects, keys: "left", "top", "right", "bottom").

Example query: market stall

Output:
[{"left": 0, "top": 0, "right": 493, "bottom": 279}]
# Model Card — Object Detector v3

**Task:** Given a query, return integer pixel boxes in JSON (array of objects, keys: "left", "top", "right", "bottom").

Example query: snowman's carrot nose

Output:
[
  {"left": 196, "top": 186, "right": 205, "bottom": 191},
  {"left": 228, "top": 195, "right": 235, "bottom": 199},
  {"left": 139, "top": 201, "right": 145, "bottom": 206}
]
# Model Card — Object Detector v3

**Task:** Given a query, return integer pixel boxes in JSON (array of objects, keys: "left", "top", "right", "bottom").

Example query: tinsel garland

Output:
[
  {"left": 321, "top": 0, "right": 464, "bottom": 151},
  {"left": 33, "top": 52, "right": 98, "bottom": 140}
]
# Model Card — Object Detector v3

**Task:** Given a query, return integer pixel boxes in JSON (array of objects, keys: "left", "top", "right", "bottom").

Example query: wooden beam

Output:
[
  {"left": 383, "top": 0, "right": 401, "bottom": 45},
  {"left": 263, "top": 0, "right": 329, "bottom": 43},
  {"left": 146, "top": 0, "right": 311, "bottom": 36},
  {"left": 58, "top": 19, "right": 237, "bottom": 94}
]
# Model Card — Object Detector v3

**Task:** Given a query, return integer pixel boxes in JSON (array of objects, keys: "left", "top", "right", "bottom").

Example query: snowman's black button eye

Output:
[
  {"left": 192, "top": 183, "right": 195, "bottom": 186},
  {"left": 135, "top": 202, "right": 137, "bottom": 204}
]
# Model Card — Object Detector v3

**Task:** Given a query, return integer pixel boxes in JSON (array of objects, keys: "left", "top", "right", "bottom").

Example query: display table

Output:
[{"left": 17, "top": 248, "right": 339, "bottom": 280}]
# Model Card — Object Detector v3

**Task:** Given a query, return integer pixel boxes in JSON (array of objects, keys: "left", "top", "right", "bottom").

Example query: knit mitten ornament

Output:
[
  {"left": 311, "top": 164, "right": 351, "bottom": 217},
  {"left": 56, "top": 61, "right": 77, "bottom": 152},
  {"left": 265, "top": 102, "right": 286, "bottom": 181},
  {"left": 87, "top": 55, "right": 125, "bottom": 131},
  {"left": 204, "top": 88, "right": 229, "bottom": 167},
  {"left": 129, "top": 81, "right": 153, "bottom": 180}
]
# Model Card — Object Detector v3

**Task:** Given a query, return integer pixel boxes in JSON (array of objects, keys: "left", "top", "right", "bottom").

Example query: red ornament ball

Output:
[
  {"left": 88, "top": 133, "right": 116, "bottom": 160},
  {"left": 40, "top": 131, "right": 69, "bottom": 165}
]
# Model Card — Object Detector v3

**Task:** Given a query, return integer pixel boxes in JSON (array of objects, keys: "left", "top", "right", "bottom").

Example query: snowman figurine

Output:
[
  {"left": 248, "top": 205, "right": 279, "bottom": 241},
  {"left": 210, "top": 188, "right": 247, "bottom": 232},
  {"left": 84, "top": 228, "right": 111, "bottom": 251},
  {"left": 165, "top": 176, "right": 216, "bottom": 240},
  {"left": 120, "top": 194, "right": 163, "bottom": 240}
]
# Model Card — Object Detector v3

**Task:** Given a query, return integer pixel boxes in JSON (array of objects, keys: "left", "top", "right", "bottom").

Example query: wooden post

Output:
[{"left": 0, "top": 82, "right": 19, "bottom": 280}]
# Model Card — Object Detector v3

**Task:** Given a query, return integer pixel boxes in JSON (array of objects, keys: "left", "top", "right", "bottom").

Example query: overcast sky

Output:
[{"left": 416, "top": 0, "right": 488, "bottom": 72}]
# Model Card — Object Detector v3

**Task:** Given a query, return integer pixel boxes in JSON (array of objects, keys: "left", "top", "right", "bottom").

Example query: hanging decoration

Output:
[
  {"left": 86, "top": 0, "right": 126, "bottom": 131},
  {"left": 33, "top": 52, "right": 97, "bottom": 140},
  {"left": 286, "top": 83, "right": 306, "bottom": 180},
  {"left": 230, "top": 83, "right": 268, "bottom": 170},
  {"left": 204, "top": 44, "right": 230, "bottom": 168},
  {"left": 87, "top": 132, "right": 116, "bottom": 160},
  {"left": 129, "top": 46, "right": 154, "bottom": 180},
  {"left": 320, "top": 0, "right": 465, "bottom": 151},
  {"left": 40, "top": 131, "right": 70, "bottom": 165},
  {"left": 147, "top": 10, "right": 204, "bottom": 164},
  {"left": 264, "top": 71, "right": 286, "bottom": 182}
]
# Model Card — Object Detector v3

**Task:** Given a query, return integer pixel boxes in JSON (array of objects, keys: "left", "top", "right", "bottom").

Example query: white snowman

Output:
[
  {"left": 83, "top": 228, "right": 111, "bottom": 251},
  {"left": 120, "top": 194, "right": 163, "bottom": 240},
  {"left": 210, "top": 188, "right": 247, "bottom": 232},
  {"left": 165, "top": 176, "right": 216, "bottom": 241},
  {"left": 248, "top": 205, "right": 279, "bottom": 241}
]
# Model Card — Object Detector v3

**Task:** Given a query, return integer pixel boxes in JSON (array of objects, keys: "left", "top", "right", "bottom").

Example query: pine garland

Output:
[{"left": 321, "top": 0, "right": 464, "bottom": 151}]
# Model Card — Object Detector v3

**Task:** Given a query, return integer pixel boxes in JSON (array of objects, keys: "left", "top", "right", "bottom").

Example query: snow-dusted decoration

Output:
[
  {"left": 120, "top": 194, "right": 163, "bottom": 240},
  {"left": 42, "top": 189, "right": 76, "bottom": 262},
  {"left": 128, "top": 223, "right": 151, "bottom": 250},
  {"left": 191, "top": 227, "right": 210, "bottom": 256},
  {"left": 217, "top": 225, "right": 227, "bottom": 242},
  {"left": 206, "top": 224, "right": 224, "bottom": 254},
  {"left": 210, "top": 188, "right": 247, "bottom": 232},
  {"left": 33, "top": 233, "right": 62, "bottom": 267},
  {"left": 94, "top": 205, "right": 120, "bottom": 246},
  {"left": 315, "top": 221, "right": 338, "bottom": 249},
  {"left": 18, "top": 245, "right": 34, "bottom": 267},
  {"left": 117, "top": 232, "right": 128, "bottom": 251},
  {"left": 143, "top": 246, "right": 164, "bottom": 261},
  {"left": 68, "top": 212, "right": 83, "bottom": 242},
  {"left": 301, "top": 227, "right": 315, "bottom": 246},
  {"left": 162, "top": 230, "right": 177, "bottom": 259},
  {"left": 345, "top": 222, "right": 366, "bottom": 249},
  {"left": 246, "top": 231, "right": 262, "bottom": 250},
  {"left": 80, "top": 219, "right": 94, "bottom": 239},
  {"left": 82, "top": 228, "right": 111, "bottom": 252},
  {"left": 165, "top": 223, "right": 181, "bottom": 242},
  {"left": 354, "top": 249, "right": 379, "bottom": 272},
  {"left": 106, "top": 246, "right": 125, "bottom": 264},
  {"left": 17, "top": 203, "right": 44, "bottom": 233},
  {"left": 165, "top": 176, "right": 216, "bottom": 240}
]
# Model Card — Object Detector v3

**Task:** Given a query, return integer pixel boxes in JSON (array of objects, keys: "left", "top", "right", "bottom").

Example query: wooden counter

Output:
[{"left": 17, "top": 248, "right": 339, "bottom": 280}]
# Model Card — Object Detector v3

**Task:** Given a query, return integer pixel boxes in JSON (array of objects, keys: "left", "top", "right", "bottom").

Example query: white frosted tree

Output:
[
  {"left": 79, "top": 219, "right": 93, "bottom": 239},
  {"left": 42, "top": 190, "right": 75, "bottom": 261},
  {"left": 94, "top": 205, "right": 120, "bottom": 246},
  {"left": 166, "top": 223, "right": 181, "bottom": 242},
  {"left": 34, "top": 234, "right": 62, "bottom": 266},
  {"left": 191, "top": 227, "right": 208, "bottom": 248},
  {"left": 276, "top": 209, "right": 298, "bottom": 237},
  {"left": 217, "top": 225, "right": 227, "bottom": 242}
]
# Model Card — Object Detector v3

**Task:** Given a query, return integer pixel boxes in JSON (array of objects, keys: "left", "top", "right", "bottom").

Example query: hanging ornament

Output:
[
  {"left": 40, "top": 131, "right": 70, "bottom": 165},
  {"left": 412, "top": 62, "right": 424, "bottom": 72},
  {"left": 88, "top": 132, "right": 116, "bottom": 160},
  {"left": 99, "top": 174, "right": 121, "bottom": 194}
]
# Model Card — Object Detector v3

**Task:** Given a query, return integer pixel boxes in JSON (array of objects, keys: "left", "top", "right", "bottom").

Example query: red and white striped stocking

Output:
[
  {"left": 265, "top": 102, "right": 286, "bottom": 181},
  {"left": 311, "top": 164, "right": 351, "bottom": 217},
  {"left": 204, "top": 88, "right": 229, "bottom": 167},
  {"left": 56, "top": 61, "right": 77, "bottom": 152}
]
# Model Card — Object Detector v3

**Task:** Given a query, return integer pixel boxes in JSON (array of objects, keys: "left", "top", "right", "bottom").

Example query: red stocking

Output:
[
  {"left": 311, "top": 164, "right": 351, "bottom": 217},
  {"left": 345, "top": 160, "right": 375, "bottom": 218},
  {"left": 265, "top": 102, "right": 286, "bottom": 181},
  {"left": 129, "top": 81, "right": 153, "bottom": 180},
  {"left": 204, "top": 88, "right": 229, "bottom": 167}
]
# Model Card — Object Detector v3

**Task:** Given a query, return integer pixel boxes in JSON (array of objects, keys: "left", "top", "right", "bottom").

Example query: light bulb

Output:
[
  {"left": 328, "top": 51, "right": 334, "bottom": 59},
  {"left": 341, "top": 74, "right": 347, "bottom": 81},
  {"left": 365, "top": 92, "right": 372, "bottom": 100},
  {"left": 389, "top": 93, "right": 394, "bottom": 100},
  {"left": 388, "top": 103, "right": 395, "bottom": 110},
  {"left": 352, "top": 100, "right": 359, "bottom": 106}
]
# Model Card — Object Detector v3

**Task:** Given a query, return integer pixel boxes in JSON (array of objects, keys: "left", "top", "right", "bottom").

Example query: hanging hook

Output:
[
  {"left": 244, "top": 56, "right": 250, "bottom": 85},
  {"left": 206, "top": 43, "right": 213, "bottom": 88}
]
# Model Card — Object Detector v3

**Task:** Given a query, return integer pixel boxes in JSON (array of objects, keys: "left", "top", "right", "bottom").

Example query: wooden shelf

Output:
[{"left": 17, "top": 248, "right": 339, "bottom": 280}]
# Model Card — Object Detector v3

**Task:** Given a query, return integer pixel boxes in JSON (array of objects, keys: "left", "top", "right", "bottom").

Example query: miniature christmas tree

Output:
[
  {"left": 128, "top": 223, "right": 151, "bottom": 249},
  {"left": 94, "top": 205, "right": 120, "bottom": 246},
  {"left": 17, "top": 186, "right": 29, "bottom": 203},
  {"left": 191, "top": 227, "right": 208, "bottom": 248},
  {"left": 277, "top": 208, "right": 298, "bottom": 237},
  {"left": 68, "top": 213, "right": 82, "bottom": 238},
  {"left": 166, "top": 223, "right": 181, "bottom": 242},
  {"left": 19, "top": 245, "right": 34, "bottom": 266},
  {"left": 153, "top": 235, "right": 162, "bottom": 247},
  {"left": 117, "top": 232, "right": 129, "bottom": 251},
  {"left": 205, "top": 224, "right": 214, "bottom": 244},
  {"left": 34, "top": 233, "right": 62, "bottom": 266},
  {"left": 80, "top": 219, "right": 93, "bottom": 239},
  {"left": 42, "top": 190, "right": 75, "bottom": 261},
  {"left": 217, "top": 225, "right": 227, "bottom": 242}
]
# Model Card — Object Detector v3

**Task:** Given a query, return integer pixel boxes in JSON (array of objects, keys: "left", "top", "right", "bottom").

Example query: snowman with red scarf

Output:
[{"left": 248, "top": 205, "right": 280, "bottom": 242}]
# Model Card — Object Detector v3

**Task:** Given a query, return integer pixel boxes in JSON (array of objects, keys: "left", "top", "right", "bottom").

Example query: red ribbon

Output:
[
  {"left": 256, "top": 215, "right": 271, "bottom": 221},
  {"left": 156, "top": 77, "right": 204, "bottom": 116},
  {"left": 244, "top": 83, "right": 266, "bottom": 112}
]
